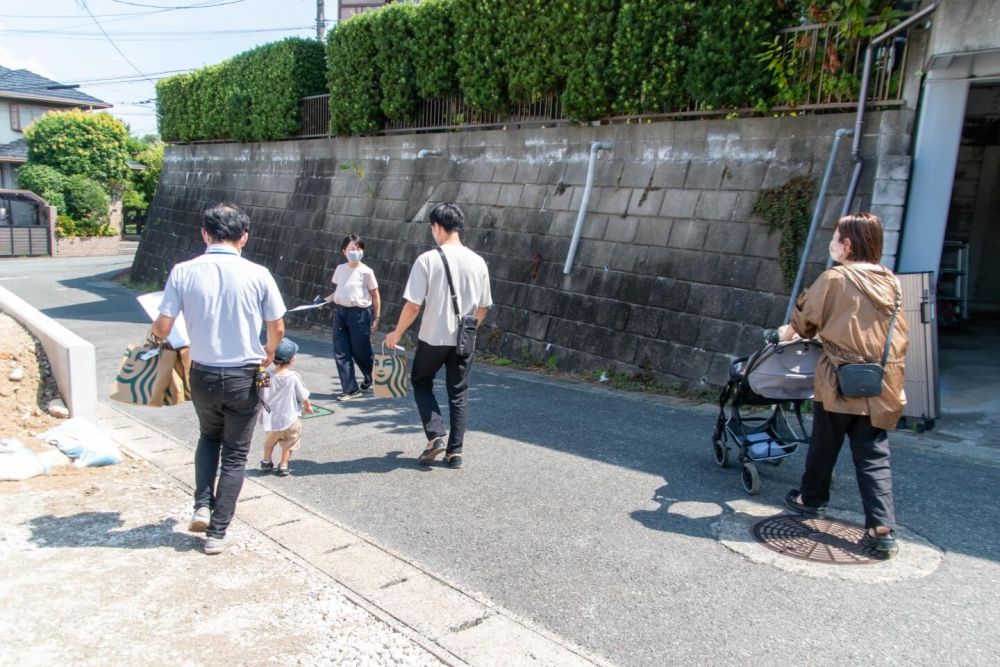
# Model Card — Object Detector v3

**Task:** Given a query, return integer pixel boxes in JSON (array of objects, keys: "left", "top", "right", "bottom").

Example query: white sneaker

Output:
[
  {"left": 203, "top": 532, "right": 237, "bottom": 555},
  {"left": 188, "top": 506, "right": 211, "bottom": 533}
]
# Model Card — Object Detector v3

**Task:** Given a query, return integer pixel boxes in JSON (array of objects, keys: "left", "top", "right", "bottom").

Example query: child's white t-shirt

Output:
[{"left": 258, "top": 369, "right": 309, "bottom": 432}]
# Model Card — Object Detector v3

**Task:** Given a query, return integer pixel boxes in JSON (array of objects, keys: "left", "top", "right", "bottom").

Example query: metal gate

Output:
[
  {"left": 898, "top": 271, "right": 939, "bottom": 427},
  {"left": 0, "top": 225, "right": 50, "bottom": 257}
]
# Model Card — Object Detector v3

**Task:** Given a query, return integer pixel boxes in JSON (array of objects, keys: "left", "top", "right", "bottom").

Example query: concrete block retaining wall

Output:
[{"left": 132, "top": 111, "right": 913, "bottom": 387}]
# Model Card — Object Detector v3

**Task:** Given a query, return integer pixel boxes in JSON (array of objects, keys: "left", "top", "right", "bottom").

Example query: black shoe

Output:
[
  {"left": 337, "top": 389, "right": 362, "bottom": 401},
  {"left": 418, "top": 437, "right": 446, "bottom": 465},
  {"left": 360, "top": 378, "right": 372, "bottom": 391},
  {"left": 862, "top": 529, "right": 898, "bottom": 558},
  {"left": 275, "top": 466, "right": 290, "bottom": 477},
  {"left": 446, "top": 453, "right": 463, "bottom": 469},
  {"left": 260, "top": 460, "right": 274, "bottom": 472},
  {"left": 784, "top": 489, "right": 826, "bottom": 517}
]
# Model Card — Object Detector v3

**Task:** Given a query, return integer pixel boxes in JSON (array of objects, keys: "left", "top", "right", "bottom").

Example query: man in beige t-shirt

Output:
[{"left": 385, "top": 203, "right": 492, "bottom": 469}]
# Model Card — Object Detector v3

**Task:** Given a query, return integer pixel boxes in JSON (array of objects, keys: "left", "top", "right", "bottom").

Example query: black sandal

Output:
[{"left": 784, "top": 489, "right": 826, "bottom": 517}]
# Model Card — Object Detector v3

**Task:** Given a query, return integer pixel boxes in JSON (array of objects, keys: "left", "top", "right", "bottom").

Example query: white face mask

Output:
[{"left": 346, "top": 250, "right": 363, "bottom": 263}]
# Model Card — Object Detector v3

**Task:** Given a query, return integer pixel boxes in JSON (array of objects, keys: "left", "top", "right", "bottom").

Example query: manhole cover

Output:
[{"left": 752, "top": 515, "right": 883, "bottom": 564}]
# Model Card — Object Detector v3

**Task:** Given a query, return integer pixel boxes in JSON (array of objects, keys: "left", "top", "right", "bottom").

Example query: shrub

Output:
[
  {"left": 63, "top": 174, "right": 110, "bottom": 225},
  {"left": 23, "top": 110, "right": 131, "bottom": 189},
  {"left": 684, "top": 1, "right": 795, "bottom": 109},
  {"left": 559, "top": 0, "right": 620, "bottom": 121},
  {"left": 499, "top": 1, "right": 564, "bottom": 104},
  {"left": 327, "top": 13, "right": 383, "bottom": 135},
  {"left": 371, "top": 3, "right": 419, "bottom": 121},
  {"left": 452, "top": 0, "right": 507, "bottom": 113},
  {"left": 156, "top": 38, "right": 326, "bottom": 141},
  {"left": 16, "top": 163, "right": 67, "bottom": 214},
  {"left": 409, "top": 0, "right": 459, "bottom": 99},
  {"left": 608, "top": 1, "right": 698, "bottom": 115},
  {"left": 55, "top": 213, "right": 115, "bottom": 238}
]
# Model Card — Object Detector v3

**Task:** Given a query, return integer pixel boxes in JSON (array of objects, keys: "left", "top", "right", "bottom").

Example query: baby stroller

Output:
[{"left": 712, "top": 335, "right": 822, "bottom": 494}]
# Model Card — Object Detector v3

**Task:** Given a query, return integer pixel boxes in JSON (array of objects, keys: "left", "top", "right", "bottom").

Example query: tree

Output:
[{"left": 23, "top": 110, "right": 132, "bottom": 191}]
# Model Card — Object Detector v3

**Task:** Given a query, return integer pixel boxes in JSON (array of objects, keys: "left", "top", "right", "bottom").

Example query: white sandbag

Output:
[
  {"left": 38, "top": 418, "right": 122, "bottom": 468},
  {"left": 0, "top": 438, "right": 50, "bottom": 480}
]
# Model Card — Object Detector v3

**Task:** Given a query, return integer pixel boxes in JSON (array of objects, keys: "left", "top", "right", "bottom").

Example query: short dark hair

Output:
[
  {"left": 429, "top": 202, "right": 464, "bottom": 232},
  {"left": 340, "top": 234, "right": 365, "bottom": 252},
  {"left": 203, "top": 203, "right": 250, "bottom": 242},
  {"left": 836, "top": 212, "right": 883, "bottom": 264}
]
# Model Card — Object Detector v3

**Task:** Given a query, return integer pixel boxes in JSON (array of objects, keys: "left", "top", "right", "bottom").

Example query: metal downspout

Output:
[
  {"left": 837, "top": 1, "right": 941, "bottom": 254},
  {"left": 564, "top": 141, "right": 613, "bottom": 274},
  {"left": 784, "top": 128, "right": 853, "bottom": 322}
]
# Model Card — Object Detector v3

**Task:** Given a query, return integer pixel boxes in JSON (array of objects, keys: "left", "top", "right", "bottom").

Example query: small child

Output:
[{"left": 259, "top": 338, "right": 313, "bottom": 476}]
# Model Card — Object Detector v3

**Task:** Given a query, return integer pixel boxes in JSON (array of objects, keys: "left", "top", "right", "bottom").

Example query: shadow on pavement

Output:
[
  {"left": 41, "top": 270, "right": 150, "bottom": 325},
  {"left": 27, "top": 512, "right": 200, "bottom": 552},
  {"left": 282, "top": 450, "right": 430, "bottom": 476}
]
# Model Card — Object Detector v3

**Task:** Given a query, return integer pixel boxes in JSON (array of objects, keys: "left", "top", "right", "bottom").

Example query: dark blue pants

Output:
[
  {"left": 189, "top": 363, "right": 260, "bottom": 538},
  {"left": 333, "top": 306, "right": 374, "bottom": 393},
  {"left": 411, "top": 341, "right": 474, "bottom": 454}
]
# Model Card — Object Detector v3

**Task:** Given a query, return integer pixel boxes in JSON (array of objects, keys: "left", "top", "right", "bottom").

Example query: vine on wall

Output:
[{"left": 753, "top": 176, "right": 817, "bottom": 288}]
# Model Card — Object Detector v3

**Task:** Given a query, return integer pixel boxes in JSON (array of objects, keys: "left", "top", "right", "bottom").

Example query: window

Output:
[{"left": 9, "top": 105, "right": 50, "bottom": 132}]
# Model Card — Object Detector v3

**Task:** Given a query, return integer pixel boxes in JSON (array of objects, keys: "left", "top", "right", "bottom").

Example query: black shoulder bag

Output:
[
  {"left": 436, "top": 247, "right": 478, "bottom": 357},
  {"left": 836, "top": 282, "right": 900, "bottom": 398}
]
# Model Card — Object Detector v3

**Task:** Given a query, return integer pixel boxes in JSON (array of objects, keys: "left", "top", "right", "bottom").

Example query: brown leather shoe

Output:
[{"left": 418, "top": 437, "right": 446, "bottom": 464}]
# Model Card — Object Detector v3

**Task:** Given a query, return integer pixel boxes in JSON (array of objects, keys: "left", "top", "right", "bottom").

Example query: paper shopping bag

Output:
[
  {"left": 111, "top": 344, "right": 191, "bottom": 407},
  {"left": 372, "top": 346, "right": 409, "bottom": 399}
]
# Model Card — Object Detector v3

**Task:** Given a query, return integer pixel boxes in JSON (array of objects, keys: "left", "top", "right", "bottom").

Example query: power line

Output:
[
  {"left": 111, "top": 0, "right": 245, "bottom": 8},
  {"left": 76, "top": 0, "right": 154, "bottom": 84},
  {"left": 1, "top": 26, "right": 314, "bottom": 38}
]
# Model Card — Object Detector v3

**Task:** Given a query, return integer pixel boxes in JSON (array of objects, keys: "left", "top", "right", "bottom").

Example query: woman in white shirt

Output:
[{"left": 318, "top": 234, "right": 381, "bottom": 400}]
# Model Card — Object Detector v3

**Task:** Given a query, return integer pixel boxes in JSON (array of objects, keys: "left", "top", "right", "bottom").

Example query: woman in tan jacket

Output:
[{"left": 778, "top": 213, "right": 908, "bottom": 558}]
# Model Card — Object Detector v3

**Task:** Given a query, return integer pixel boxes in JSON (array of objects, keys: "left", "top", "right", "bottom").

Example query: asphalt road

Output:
[{"left": 3, "top": 254, "right": 999, "bottom": 666}]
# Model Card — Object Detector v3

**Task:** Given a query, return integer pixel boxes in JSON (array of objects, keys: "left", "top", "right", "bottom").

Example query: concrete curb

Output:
[
  {"left": 97, "top": 402, "right": 613, "bottom": 667},
  {"left": 0, "top": 285, "right": 97, "bottom": 420}
]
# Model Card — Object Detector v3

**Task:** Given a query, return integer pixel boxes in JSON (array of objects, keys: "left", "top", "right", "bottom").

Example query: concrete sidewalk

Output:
[{"left": 0, "top": 401, "right": 607, "bottom": 666}]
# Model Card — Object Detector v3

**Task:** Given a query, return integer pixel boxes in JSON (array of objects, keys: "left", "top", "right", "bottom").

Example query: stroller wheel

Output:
[
  {"left": 740, "top": 462, "right": 760, "bottom": 495},
  {"left": 712, "top": 419, "right": 729, "bottom": 468}
]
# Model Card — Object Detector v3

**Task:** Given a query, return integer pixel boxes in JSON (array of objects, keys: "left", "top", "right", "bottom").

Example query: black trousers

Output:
[
  {"left": 410, "top": 341, "right": 473, "bottom": 454},
  {"left": 800, "top": 401, "right": 896, "bottom": 530},
  {"left": 190, "top": 363, "right": 260, "bottom": 538},
  {"left": 333, "top": 306, "right": 374, "bottom": 393}
]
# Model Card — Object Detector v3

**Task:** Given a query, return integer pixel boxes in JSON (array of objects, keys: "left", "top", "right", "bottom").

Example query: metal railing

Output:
[
  {"left": 295, "top": 18, "right": 916, "bottom": 138},
  {"left": 300, "top": 94, "right": 331, "bottom": 137},
  {"left": 769, "top": 19, "right": 912, "bottom": 109}
]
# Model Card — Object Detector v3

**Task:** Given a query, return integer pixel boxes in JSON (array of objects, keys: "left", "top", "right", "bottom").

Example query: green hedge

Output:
[
  {"left": 327, "top": 12, "right": 382, "bottom": 135},
  {"left": 684, "top": 0, "right": 793, "bottom": 109},
  {"left": 156, "top": 37, "right": 325, "bottom": 142},
  {"left": 608, "top": 1, "right": 698, "bottom": 115},
  {"left": 164, "top": 3, "right": 811, "bottom": 140}
]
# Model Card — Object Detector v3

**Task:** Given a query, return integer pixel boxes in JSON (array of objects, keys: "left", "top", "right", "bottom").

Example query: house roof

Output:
[
  {"left": 0, "top": 138, "right": 28, "bottom": 163},
  {"left": 0, "top": 65, "right": 110, "bottom": 108}
]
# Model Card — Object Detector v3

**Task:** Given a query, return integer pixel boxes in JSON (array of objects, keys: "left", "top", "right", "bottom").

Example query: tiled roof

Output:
[
  {"left": 0, "top": 138, "right": 28, "bottom": 162},
  {"left": 0, "top": 66, "right": 109, "bottom": 107}
]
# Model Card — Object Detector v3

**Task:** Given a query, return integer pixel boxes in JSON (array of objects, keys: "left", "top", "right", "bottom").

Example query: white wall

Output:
[{"left": 0, "top": 101, "right": 18, "bottom": 144}]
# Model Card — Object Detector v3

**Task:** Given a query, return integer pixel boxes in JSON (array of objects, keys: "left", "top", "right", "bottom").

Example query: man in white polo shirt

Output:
[
  {"left": 152, "top": 203, "right": 286, "bottom": 555},
  {"left": 385, "top": 203, "right": 492, "bottom": 469}
]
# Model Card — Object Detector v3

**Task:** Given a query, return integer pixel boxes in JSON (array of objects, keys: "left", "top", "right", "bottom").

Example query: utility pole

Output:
[{"left": 316, "top": 0, "right": 325, "bottom": 42}]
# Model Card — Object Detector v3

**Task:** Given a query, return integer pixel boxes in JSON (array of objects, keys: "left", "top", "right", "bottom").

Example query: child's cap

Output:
[{"left": 274, "top": 338, "right": 299, "bottom": 364}]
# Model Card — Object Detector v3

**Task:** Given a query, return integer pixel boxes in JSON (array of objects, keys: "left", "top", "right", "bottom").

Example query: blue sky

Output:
[{"left": 0, "top": 0, "right": 322, "bottom": 137}]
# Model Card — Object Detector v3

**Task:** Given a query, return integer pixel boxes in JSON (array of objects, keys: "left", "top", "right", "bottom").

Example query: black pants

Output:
[
  {"left": 411, "top": 341, "right": 473, "bottom": 454},
  {"left": 800, "top": 401, "right": 896, "bottom": 530},
  {"left": 333, "top": 306, "right": 374, "bottom": 393},
  {"left": 190, "top": 363, "right": 260, "bottom": 538}
]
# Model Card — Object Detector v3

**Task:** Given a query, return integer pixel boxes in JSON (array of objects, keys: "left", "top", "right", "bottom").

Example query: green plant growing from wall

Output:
[{"left": 753, "top": 176, "right": 817, "bottom": 289}]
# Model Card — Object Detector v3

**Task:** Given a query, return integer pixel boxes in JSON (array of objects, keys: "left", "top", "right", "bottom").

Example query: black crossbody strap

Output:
[{"left": 435, "top": 247, "right": 462, "bottom": 318}]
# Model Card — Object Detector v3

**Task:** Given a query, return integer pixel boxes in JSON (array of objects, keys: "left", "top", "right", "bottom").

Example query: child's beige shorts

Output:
[{"left": 263, "top": 420, "right": 302, "bottom": 452}]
